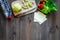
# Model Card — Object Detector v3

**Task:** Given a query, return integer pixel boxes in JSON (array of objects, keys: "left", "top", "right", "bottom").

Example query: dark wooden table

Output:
[{"left": 0, "top": 0, "right": 60, "bottom": 40}]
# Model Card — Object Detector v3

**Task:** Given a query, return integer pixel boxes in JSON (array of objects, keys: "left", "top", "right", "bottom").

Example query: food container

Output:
[{"left": 11, "top": 0, "right": 37, "bottom": 17}]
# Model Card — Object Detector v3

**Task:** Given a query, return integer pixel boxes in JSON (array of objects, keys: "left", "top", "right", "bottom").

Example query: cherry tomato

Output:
[
  {"left": 40, "top": 0, "right": 45, "bottom": 4},
  {"left": 8, "top": 16, "right": 12, "bottom": 19},
  {"left": 38, "top": 4, "right": 43, "bottom": 9},
  {"left": 40, "top": 0, "right": 44, "bottom": 2}
]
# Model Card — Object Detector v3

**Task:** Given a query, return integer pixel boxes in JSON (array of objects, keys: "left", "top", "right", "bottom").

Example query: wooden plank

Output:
[
  {"left": 47, "top": 12, "right": 57, "bottom": 40},
  {"left": 19, "top": 13, "right": 34, "bottom": 40},
  {"left": 55, "top": 0, "right": 60, "bottom": 40},
  {"left": 0, "top": 10, "right": 6, "bottom": 40}
]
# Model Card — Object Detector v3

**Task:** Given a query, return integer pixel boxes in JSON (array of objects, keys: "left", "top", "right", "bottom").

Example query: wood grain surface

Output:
[{"left": 0, "top": 0, "right": 60, "bottom": 40}]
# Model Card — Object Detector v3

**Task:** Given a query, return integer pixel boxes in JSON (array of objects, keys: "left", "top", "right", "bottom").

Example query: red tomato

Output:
[
  {"left": 38, "top": 4, "right": 43, "bottom": 9},
  {"left": 40, "top": 0, "right": 45, "bottom": 4},
  {"left": 40, "top": 0, "right": 44, "bottom": 2},
  {"left": 8, "top": 16, "right": 12, "bottom": 19}
]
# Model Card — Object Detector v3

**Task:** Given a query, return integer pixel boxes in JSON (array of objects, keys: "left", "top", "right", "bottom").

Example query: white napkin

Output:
[{"left": 34, "top": 11, "right": 47, "bottom": 24}]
